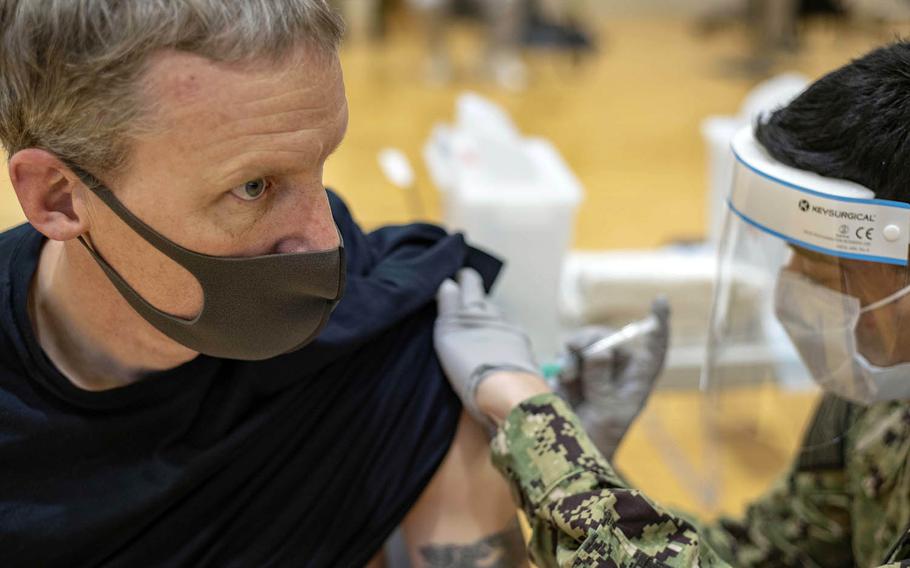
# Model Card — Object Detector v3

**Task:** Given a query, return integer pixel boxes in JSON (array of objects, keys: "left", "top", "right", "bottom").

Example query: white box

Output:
[{"left": 425, "top": 94, "right": 583, "bottom": 360}]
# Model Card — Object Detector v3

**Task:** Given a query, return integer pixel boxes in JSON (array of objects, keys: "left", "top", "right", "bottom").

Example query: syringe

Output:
[{"left": 542, "top": 311, "right": 661, "bottom": 383}]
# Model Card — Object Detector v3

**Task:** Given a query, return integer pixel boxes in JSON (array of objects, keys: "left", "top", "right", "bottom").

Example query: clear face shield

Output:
[{"left": 700, "top": 126, "right": 910, "bottom": 512}]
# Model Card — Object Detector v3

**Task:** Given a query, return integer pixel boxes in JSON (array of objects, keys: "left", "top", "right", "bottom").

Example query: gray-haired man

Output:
[{"left": 0, "top": 1, "right": 527, "bottom": 566}]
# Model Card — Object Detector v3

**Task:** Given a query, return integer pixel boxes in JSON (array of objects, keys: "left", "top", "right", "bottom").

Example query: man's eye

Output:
[{"left": 230, "top": 179, "right": 269, "bottom": 201}]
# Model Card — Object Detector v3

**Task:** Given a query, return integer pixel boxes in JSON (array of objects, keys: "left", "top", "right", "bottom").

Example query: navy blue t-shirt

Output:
[{"left": 0, "top": 191, "right": 502, "bottom": 567}]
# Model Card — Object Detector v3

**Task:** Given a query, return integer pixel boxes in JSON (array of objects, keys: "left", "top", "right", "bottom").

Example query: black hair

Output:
[{"left": 755, "top": 41, "right": 910, "bottom": 203}]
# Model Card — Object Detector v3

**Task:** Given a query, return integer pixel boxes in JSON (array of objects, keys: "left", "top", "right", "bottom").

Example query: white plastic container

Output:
[{"left": 425, "top": 94, "right": 583, "bottom": 360}]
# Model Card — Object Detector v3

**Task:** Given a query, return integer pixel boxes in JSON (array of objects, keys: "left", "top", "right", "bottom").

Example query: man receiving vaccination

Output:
[{"left": 0, "top": 1, "right": 531, "bottom": 566}]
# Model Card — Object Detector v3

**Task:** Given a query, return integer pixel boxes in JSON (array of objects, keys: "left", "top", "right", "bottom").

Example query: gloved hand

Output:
[
  {"left": 558, "top": 298, "right": 670, "bottom": 460},
  {"left": 434, "top": 268, "right": 540, "bottom": 425}
]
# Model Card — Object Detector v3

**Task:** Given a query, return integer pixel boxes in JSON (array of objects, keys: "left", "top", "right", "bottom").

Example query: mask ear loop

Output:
[
  {"left": 871, "top": 252, "right": 910, "bottom": 363},
  {"left": 860, "top": 243, "right": 910, "bottom": 315},
  {"left": 60, "top": 160, "right": 106, "bottom": 252},
  {"left": 860, "top": 281, "right": 910, "bottom": 314}
]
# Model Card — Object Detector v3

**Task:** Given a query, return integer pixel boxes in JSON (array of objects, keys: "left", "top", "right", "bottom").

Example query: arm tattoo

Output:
[{"left": 417, "top": 518, "right": 526, "bottom": 568}]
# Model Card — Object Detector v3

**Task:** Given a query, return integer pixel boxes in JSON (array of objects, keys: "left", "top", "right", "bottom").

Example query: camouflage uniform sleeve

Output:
[{"left": 490, "top": 393, "right": 730, "bottom": 567}]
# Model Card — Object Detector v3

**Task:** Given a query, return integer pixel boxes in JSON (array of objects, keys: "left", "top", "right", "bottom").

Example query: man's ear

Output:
[{"left": 8, "top": 149, "right": 89, "bottom": 241}]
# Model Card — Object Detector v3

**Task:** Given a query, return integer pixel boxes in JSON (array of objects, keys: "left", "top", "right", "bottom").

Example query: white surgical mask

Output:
[{"left": 774, "top": 270, "right": 910, "bottom": 405}]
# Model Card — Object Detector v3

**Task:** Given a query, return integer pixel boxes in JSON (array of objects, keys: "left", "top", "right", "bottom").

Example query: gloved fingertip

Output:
[
  {"left": 457, "top": 267, "right": 483, "bottom": 287},
  {"left": 457, "top": 267, "right": 483, "bottom": 286},
  {"left": 456, "top": 268, "right": 487, "bottom": 308},
  {"left": 651, "top": 295, "right": 671, "bottom": 324},
  {"left": 437, "top": 278, "right": 458, "bottom": 293},
  {"left": 639, "top": 297, "right": 670, "bottom": 362},
  {"left": 436, "top": 279, "right": 460, "bottom": 314}
]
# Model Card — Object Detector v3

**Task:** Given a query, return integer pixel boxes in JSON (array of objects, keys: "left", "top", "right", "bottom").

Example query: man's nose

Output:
[
  {"left": 272, "top": 191, "right": 339, "bottom": 254},
  {"left": 273, "top": 229, "right": 339, "bottom": 254}
]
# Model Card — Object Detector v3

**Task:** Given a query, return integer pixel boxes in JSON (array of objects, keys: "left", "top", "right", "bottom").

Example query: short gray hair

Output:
[{"left": 0, "top": 0, "right": 344, "bottom": 175}]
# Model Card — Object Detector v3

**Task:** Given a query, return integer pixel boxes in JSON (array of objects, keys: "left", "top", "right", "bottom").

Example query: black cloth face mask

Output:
[{"left": 69, "top": 167, "right": 346, "bottom": 361}]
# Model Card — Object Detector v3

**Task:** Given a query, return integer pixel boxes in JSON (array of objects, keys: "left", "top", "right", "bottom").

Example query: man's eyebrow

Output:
[
  {"left": 208, "top": 116, "right": 348, "bottom": 188},
  {"left": 209, "top": 155, "right": 307, "bottom": 189},
  {"left": 214, "top": 142, "right": 343, "bottom": 189}
]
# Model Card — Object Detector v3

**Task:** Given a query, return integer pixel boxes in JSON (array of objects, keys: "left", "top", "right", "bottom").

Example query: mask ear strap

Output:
[{"left": 861, "top": 283, "right": 910, "bottom": 314}]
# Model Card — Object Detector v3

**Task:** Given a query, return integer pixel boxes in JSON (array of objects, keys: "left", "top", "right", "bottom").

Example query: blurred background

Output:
[{"left": 4, "top": 0, "right": 910, "bottom": 523}]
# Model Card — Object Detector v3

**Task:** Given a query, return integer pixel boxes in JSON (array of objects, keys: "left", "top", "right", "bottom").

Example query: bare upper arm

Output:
[{"left": 400, "top": 410, "right": 529, "bottom": 567}]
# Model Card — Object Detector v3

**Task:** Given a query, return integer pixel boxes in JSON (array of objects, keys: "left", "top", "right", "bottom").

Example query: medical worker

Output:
[{"left": 435, "top": 41, "right": 910, "bottom": 567}]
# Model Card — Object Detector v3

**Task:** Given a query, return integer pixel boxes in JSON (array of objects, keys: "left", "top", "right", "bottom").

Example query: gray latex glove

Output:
[
  {"left": 434, "top": 268, "right": 539, "bottom": 424},
  {"left": 558, "top": 298, "right": 670, "bottom": 460}
]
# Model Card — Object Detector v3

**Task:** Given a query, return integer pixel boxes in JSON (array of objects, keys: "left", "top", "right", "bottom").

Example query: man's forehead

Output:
[
  {"left": 140, "top": 48, "right": 344, "bottom": 122},
  {"left": 123, "top": 47, "right": 347, "bottom": 191}
]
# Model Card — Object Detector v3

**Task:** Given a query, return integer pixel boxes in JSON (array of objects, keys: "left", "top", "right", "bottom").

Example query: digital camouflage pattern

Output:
[{"left": 491, "top": 393, "right": 910, "bottom": 567}]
